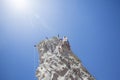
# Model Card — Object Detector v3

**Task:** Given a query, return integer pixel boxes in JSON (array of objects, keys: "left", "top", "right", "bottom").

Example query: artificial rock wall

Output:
[{"left": 36, "top": 36, "right": 95, "bottom": 80}]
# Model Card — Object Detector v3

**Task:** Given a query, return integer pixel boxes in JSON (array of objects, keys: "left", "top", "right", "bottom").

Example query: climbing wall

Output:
[{"left": 36, "top": 36, "right": 95, "bottom": 80}]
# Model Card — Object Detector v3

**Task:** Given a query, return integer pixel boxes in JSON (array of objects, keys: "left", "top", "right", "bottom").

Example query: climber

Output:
[
  {"left": 62, "top": 36, "right": 67, "bottom": 46},
  {"left": 34, "top": 44, "right": 39, "bottom": 48},
  {"left": 58, "top": 45, "right": 63, "bottom": 53},
  {"left": 67, "top": 62, "right": 71, "bottom": 69},
  {"left": 46, "top": 37, "right": 48, "bottom": 39},
  {"left": 63, "top": 36, "right": 68, "bottom": 42},
  {"left": 62, "top": 36, "right": 71, "bottom": 50},
  {"left": 57, "top": 34, "right": 59, "bottom": 38},
  {"left": 34, "top": 45, "right": 37, "bottom": 47}
]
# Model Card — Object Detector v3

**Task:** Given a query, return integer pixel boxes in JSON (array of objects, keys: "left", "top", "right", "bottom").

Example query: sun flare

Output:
[{"left": 7, "top": 0, "right": 30, "bottom": 13}]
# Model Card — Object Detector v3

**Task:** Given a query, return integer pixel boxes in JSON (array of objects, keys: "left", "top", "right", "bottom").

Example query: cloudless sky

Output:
[{"left": 0, "top": 0, "right": 120, "bottom": 80}]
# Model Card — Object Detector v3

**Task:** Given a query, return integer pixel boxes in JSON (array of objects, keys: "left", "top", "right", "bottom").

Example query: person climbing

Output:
[
  {"left": 62, "top": 36, "right": 71, "bottom": 50},
  {"left": 46, "top": 37, "right": 48, "bottom": 39},
  {"left": 62, "top": 36, "right": 67, "bottom": 46},
  {"left": 57, "top": 34, "right": 59, "bottom": 38},
  {"left": 58, "top": 45, "right": 63, "bottom": 53},
  {"left": 34, "top": 45, "right": 37, "bottom": 47},
  {"left": 63, "top": 36, "right": 68, "bottom": 42}
]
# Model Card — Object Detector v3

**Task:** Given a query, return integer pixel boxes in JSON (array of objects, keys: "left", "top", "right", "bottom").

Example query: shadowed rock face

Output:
[{"left": 36, "top": 36, "right": 95, "bottom": 80}]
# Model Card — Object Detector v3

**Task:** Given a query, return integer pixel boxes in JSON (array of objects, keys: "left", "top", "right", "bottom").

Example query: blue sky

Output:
[{"left": 0, "top": 0, "right": 120, "bottom": 80}]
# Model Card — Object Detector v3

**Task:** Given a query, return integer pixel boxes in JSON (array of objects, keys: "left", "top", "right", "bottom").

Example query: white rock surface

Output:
[{"left": 36, "top": 36, "right": 95, "bottom": 80}]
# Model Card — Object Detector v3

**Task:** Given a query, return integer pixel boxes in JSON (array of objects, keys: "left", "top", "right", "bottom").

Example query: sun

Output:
[
  {"left": 7, "top": 0, "right": 31, "bottom": 13},
  {"left": 12, "top": 0, "right": 28, "bottom": 11}
]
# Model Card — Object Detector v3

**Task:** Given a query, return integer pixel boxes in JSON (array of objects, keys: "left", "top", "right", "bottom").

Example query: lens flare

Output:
[{"left": 6, "top": 0, "right": 31, "bottom": 13}]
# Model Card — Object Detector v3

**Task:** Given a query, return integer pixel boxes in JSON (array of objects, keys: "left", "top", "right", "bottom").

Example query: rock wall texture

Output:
[{"left": 36, "top": 36, "right": 95, "bottom": 80}]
